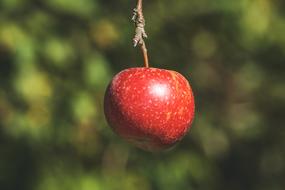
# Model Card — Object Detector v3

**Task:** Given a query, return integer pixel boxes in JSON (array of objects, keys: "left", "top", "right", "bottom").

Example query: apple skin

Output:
[{"left": 104, "top": 67, "right": 195, "bottom": 151}]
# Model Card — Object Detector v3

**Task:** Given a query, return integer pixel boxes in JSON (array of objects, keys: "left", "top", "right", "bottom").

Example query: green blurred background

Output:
[{"left": 0, "top": 0, "right": 284, "bottom": 189}]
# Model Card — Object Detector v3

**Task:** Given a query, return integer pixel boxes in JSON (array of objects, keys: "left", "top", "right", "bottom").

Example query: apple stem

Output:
[{"left": 132, "top": 0, "right": 149, "bottom": 68}]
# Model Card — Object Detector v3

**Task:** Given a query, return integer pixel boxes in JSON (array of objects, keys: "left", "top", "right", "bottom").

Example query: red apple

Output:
[{"left": 104, "top": 67, "right": 195, "bottom": 151}]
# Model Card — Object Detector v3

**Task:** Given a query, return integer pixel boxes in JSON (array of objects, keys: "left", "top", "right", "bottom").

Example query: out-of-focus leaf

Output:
[
  {"left": 192, "top": 31, "right": 217, "bottom": 59},
  {"left": 83, "top": 54, "right": 112, "bottom": 88},
  {"left": 45, "top": 0, "right": 97, "bottom": 17},
  {"left": 90, "top": 19, "right": 120, "bottom": 48},
  {"left": 71, "top": 91, "right": 97, "bottom": 124},
  {"left": 0, "top": 0, "right": 26, "bottom": 10},
  {"left": 14, "top": 63, "right": 53, "bottom": 102},
  {"left": 44, "top": 38, "right": 75, "bottom": 68}
]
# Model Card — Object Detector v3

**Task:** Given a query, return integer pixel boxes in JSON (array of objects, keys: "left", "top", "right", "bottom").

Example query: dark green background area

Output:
[{"left": 0, "top": 0, "right": 284, "bottom": 190}]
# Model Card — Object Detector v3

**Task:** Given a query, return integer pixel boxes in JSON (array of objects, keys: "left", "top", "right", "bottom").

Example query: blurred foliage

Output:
[{"left": 0, "top": 0, "right": 284, "bottom": 190}]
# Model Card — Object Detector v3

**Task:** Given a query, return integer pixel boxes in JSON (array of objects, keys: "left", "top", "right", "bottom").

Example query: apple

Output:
[{"left": 104, "top": 67, "right": 195, "bottom": 151}]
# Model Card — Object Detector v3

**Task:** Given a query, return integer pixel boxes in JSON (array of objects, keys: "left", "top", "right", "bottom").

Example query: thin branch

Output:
[{"left": 132, "top": 0, "right": 149, "bottom": 68}]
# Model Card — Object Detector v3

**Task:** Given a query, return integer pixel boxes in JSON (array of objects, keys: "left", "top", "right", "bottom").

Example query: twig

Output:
[{"left": 132, "top": 0, "right": 149, "bottom": 68}]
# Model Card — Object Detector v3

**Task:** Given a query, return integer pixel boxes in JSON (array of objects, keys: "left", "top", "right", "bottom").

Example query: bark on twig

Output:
[{"left": 132, "top": 0, "right": 149, "bottom": 68}]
